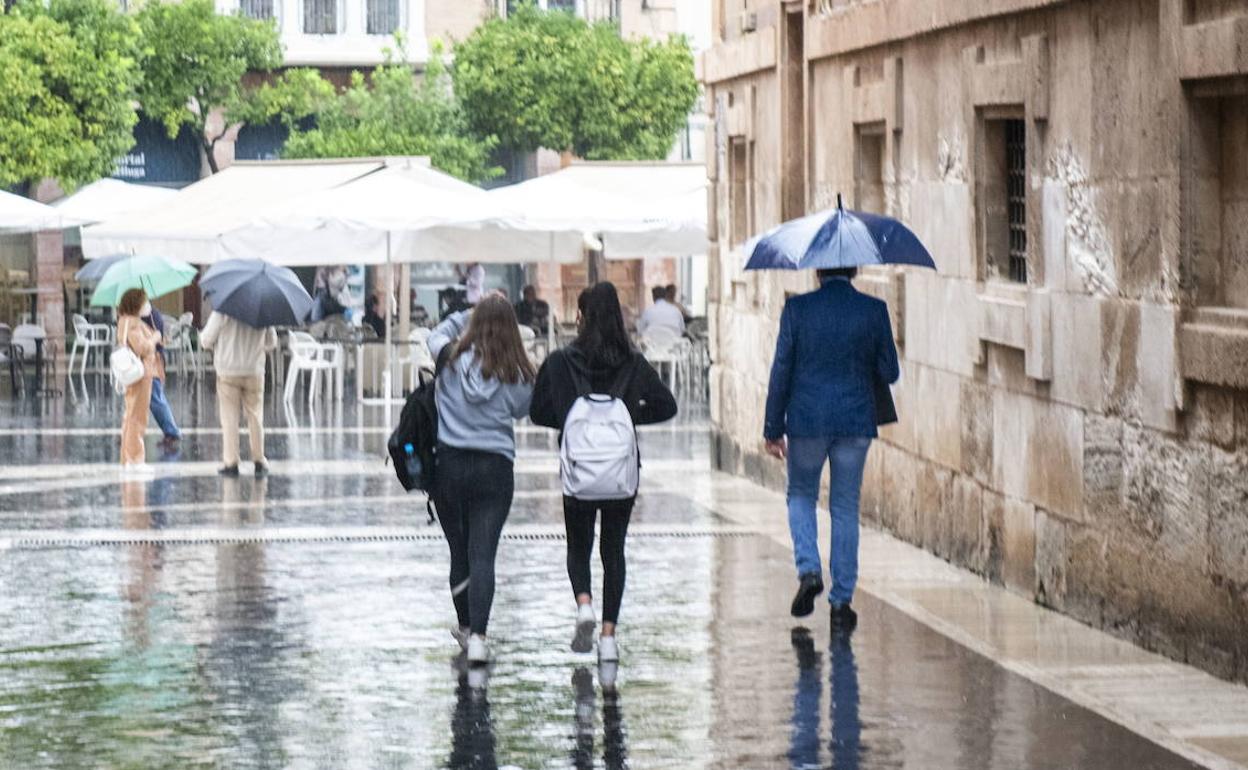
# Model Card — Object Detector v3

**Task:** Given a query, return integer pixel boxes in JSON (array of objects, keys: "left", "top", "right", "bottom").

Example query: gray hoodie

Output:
[{"left": 435, "top": 349, "right": 533, "bottom": 461}]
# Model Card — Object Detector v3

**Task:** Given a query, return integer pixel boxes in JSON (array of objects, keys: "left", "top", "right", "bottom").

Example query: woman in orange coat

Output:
[{"left": 116, "top": 288, "right": 162, "bottom": 474}]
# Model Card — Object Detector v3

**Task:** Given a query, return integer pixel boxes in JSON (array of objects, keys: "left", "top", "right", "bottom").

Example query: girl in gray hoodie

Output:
[{"left": 431, "top": 295, "right": 534, "bottom": 665}]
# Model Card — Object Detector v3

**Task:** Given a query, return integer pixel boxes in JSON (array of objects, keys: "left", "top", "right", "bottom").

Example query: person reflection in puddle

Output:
[
  {"left": 571, "top": 666, "right": 629, "bottom": 770},
  {"left": 448, "top": 667, "right": 496, "bottom": 770},
  {"left": 789, "top": 626, "right": 861, "bottom": 769}
]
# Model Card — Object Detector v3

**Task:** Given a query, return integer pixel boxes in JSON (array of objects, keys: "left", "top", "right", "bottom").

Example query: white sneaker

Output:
[
  {"left": 466, "top": 634, "right": 489, "bottom": 666},
  {"left": 451, "top": 625, "right": 470, "bottom": 652},
  {"left": 571, "top": 603, "right": 597, "bottom": 653},
  {"left": 598, "top": 635, "right": 620, "bottom": 663}
]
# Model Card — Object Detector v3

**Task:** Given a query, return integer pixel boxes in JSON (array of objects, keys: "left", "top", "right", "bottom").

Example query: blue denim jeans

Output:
[
  {"left": 786, "top": 436, "right": 872, "bottom": 606},
  {"left": 149, "top": 378, "right": 181, "bottom": 440}
]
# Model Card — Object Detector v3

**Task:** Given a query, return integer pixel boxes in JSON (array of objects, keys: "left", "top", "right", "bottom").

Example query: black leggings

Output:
[
  {"left": 563, "top": 496, "right": 635, "bottom": 625},
  {"left": 434, "top": 445, "right": 515, "bottom": 635}
]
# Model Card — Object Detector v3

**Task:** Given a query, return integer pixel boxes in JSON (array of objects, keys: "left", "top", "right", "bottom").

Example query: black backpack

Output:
[{"left": 388, "top": 369, "right": 440, "bottom": 523}]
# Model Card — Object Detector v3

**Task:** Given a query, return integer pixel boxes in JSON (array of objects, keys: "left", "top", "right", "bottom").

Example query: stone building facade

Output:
[{"left": 700, "top": 0, "right": 1248, "bottom": 683}]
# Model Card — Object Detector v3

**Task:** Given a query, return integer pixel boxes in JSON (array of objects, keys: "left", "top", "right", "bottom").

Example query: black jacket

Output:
[{"left": 530, "top": 345, "right": 678, "bottom": 431}]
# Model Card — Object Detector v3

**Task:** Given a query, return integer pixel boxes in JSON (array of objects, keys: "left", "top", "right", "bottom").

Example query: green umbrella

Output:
[{"left": 89, "top": 255, "right": 198, "bottom": 307}]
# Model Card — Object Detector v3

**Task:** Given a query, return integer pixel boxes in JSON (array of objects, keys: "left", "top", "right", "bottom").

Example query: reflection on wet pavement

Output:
[{"left": 0, "top": 379, "right": 1204, "bottom": 768}]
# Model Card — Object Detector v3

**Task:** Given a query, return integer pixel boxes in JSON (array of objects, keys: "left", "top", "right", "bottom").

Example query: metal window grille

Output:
[
  {"left": 1005, "top": 119, "right": 1027, "bottom": 283},
  {"left": 367, "top": 0, "right": 400, "bottom": 34},
  {"left": 240, "top": 0, "right": 274, "bottom": 20},
  {"left": 303, "top": 0, "right": 338, "bottom": 34}
]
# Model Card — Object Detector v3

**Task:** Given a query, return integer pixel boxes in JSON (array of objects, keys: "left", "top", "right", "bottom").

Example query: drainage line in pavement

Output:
[{"left": 3, "top": 529, "right": 759, "bottom": 549}]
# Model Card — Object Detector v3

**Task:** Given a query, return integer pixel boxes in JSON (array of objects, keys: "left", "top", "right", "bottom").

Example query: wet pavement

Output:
[{"left": 0, "top": 374, "right": 1210, "bottom": 768}]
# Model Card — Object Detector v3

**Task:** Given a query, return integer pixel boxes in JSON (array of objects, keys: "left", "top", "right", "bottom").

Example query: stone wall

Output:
[{"left": 702, "top": 0, "right": 1248, "bottom": 683}]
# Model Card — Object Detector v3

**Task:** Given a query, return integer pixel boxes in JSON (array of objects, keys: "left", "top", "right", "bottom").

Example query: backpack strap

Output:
[
  {"left": 565, "top": 352, "right": 594, "bottom": 399},
  {"left": 606, "top": 355, "right": 640, "bottom": 400}
]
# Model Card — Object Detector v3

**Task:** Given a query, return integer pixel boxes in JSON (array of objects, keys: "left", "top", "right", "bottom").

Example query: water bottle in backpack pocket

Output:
[{"left": 560, "top": 394, "right": 639, "bottom": 501}]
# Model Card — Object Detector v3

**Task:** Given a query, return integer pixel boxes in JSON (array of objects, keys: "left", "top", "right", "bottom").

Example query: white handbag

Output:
[{"left": 110, "top": 319, "right": 145, "bottom": 393}]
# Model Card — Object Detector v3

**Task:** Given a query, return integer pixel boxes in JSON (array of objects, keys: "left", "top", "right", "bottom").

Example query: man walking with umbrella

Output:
[
  {"left": 198, "top": 259, "right": 312, "bottom": 478},
  {"left": 751, "top": 197, "right": 931, "bottom": 629},
  {"left": 764, "top": 267, "right": 898, "bottom": 628}
]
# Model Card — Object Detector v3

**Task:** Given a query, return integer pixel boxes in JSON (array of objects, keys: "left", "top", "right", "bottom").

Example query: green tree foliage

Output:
[
  {"left": 135, "top": 0, "right": 282, "bottom": 173},
  {"left": 452, "top": 5, "right": 698, "bottom": 160},
  {"left": 0, "top": 0, "right": 142, "bottom": 190},
  {"left": 279, "top": 43, "right": 500, "bottom": 183}
]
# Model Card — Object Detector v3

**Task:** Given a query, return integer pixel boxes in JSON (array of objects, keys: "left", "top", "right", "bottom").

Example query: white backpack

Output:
[
  {"left": 110, "top": 318, "right": 145, "bottom": 394},
  {"left": 560, "top": 364, "right": 640, "bottom": 501}
]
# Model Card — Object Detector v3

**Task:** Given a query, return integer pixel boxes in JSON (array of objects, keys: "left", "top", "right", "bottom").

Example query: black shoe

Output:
[
  {"left": 218, "top": 465, "right": 240, "bottom": 477},
  {"left": 254, "top": 462, "right": 270, "bottom": 478},
  {"left": 790, "top": 573, "right": 824, "bottom": 618},
  {"left": 830, "top": 603, "right": 858, "bottom": 631}
]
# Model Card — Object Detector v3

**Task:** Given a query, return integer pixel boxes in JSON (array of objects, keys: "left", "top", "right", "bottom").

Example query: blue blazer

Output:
[{"left": 764, "top": 279, "right": 900, "bottom": 441}]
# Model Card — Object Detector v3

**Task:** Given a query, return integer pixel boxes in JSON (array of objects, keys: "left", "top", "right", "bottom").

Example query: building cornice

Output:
[
  {"left": 806, "top": 0, "right": 1068, "bottom": 61},
  {"left": 698, "top": 26, "right": 779, "bottom": 84}
]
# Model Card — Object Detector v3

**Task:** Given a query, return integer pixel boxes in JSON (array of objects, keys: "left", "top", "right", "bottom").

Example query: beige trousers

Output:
[
  {"left": 121, "top": 376, "right": 153, "bottom": 465},
  {"left": 217, "top": 374, "right": 266, "bottom": 467}
]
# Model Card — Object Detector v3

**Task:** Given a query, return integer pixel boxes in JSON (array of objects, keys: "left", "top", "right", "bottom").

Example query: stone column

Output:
[{"left": 33, "top": 229, "right": 65, "bottom": 349}]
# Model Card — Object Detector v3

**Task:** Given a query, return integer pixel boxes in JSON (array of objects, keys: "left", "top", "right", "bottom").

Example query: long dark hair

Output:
[
  {"left": 451, "top": 294, "right": 536, "bottom": 384},
  {"left": 574, "top": 282, "right": 633, "bottom": 368}
]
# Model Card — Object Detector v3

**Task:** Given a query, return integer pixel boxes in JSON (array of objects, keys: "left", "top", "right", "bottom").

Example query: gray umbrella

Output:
[
  {"left": 74, "top": 254, "right": 127, "bottom": 283},
  {"left": 200, "top": 259, "right": 312, "bottom": 329}
]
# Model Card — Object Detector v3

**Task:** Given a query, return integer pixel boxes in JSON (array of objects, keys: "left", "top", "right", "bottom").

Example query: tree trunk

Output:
[{"left": 202, "top": 136, "right": 221, "bottom": 175}]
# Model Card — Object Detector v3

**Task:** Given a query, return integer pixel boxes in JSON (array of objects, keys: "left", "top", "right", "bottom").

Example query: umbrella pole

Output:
[
  {"left": 383, "top": 232, "right": 393, "bottom": 437},
  {"left": 547, "top": 231, "right": 556, "bottom": 352}
]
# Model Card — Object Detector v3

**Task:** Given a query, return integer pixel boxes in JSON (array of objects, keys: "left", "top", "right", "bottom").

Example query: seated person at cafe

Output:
[
  {"left": 638, "top": 285, "right": 686, "bottom": 337},
  {"left": 514, "top": 285, "right": 550, "bottom": 334},
  {"left": 362, "top": 293, "right": 386, "bottom": 338},
  {"left": 666, "top": 284, "right": 693, "bottom": 324}
]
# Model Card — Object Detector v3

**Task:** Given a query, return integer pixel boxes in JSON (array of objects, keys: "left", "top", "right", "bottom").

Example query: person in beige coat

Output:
[
  {"left": 117, "top": 289, "right": 163, "bottom": 474},
  {"left": 199, "top": 310, "right": 277, "bottom": 477}
]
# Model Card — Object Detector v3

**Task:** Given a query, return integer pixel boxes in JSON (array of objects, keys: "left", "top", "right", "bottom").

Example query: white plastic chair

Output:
[
  {"left": 67, "top": 314, "right": 113, "bottom": 378},
  {"left": 408, "top": 327, "right": 435, "bottom": 385},
  {"left": 640, "top": 326, "right": 689, "bottom": 397},
  {"left": 165, "top": 316, "right": 200, "bottom": 376},
  {"left": 284, "top": 331, "right": 341, "bottom": 406}
]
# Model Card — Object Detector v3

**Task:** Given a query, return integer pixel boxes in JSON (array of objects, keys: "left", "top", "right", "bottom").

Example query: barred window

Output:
[
  {"left": 978, "top": 113, "right": 1028, "bottom": 284},
  {"left": 240, "top": 0, "right": 274, "bottom": 20},
  {"left": 303, "top": 0, "right": 338, "bottom": 34},
  {"left": 1005, "top": 119, "right": 1027, "bottom": 283},
  {"left": 367, "top": 0, "right": 400, "bottom": 34}
]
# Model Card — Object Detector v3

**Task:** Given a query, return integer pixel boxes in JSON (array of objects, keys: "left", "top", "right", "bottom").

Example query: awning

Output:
[
  {"left": 81, "top": 159, "right": 387, "bottom": 263},
  {"left": 1, "top": 190, "right": 87, "bottom": 233},
  {"left": 221, "top": 161, "right": 586, "bottom": 265},
  {"left": 487, "top": 161, "right": 708, "bottom": 259},
  {"left": 53, "top": 179, "right": 179, "bottom": 226}
]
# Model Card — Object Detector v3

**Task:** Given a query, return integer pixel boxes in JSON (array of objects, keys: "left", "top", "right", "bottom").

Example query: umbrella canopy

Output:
[
  {"left": 53, "top": 179, "right": 178, "bottom": 226},
  {"left": 90, "top": 255, "right": 198, "bottom": 307},
  {"left": 745, "top": 198, "right": 935, "bottom": 271},
  {"left": 200, "top": 259, "right": 312, "bottom": 328},
  {"left": 220, "top": 162, "right": 587, "bottom": 266},
  {"left": 488, "top": 162, "right": 708, "bottom": 259},
  {"left": 1, "top": 190, "right": 87, "bottom": 233},
  {"left": 74, "top": 254, "right": 128, "bottom": 283},
  {"left": 82, "top": 160, "right": 388, "bottom": 264}
]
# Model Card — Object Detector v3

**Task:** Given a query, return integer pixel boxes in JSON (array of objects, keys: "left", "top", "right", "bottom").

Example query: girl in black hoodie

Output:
[{"left": 530, "top": 282, "right": 678, "bottom": 662}]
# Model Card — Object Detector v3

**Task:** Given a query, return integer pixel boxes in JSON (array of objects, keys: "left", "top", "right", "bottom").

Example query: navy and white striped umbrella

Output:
[{"left": 744, "top": 196, "right": 936, "bottom": 271}]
